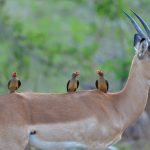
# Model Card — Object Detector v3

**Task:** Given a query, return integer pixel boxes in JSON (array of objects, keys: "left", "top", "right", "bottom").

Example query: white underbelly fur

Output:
[{"left": 28, "top": 117, "right": 121, "bottom": 150}]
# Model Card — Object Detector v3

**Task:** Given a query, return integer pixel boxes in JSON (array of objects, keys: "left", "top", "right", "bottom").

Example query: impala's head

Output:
[
  {"left": 124, "top": 10, "right": 150, "bottom": 61},
  {"left": 96, "top": 70, "right": 104, "bottom": 77},
  {"left": 124, "top": 10, "right": 150, "bottom": 79},
  {"left": 72, "top": 71, "right": 80, "bottom": 78},
  {"left": 12, "top": 72, "right": 17, "bottom": 77}
]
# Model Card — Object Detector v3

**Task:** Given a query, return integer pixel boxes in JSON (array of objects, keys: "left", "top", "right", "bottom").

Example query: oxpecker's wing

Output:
[
  {"left": 67, "top": 80, "right": 70, "bottom": 92},
  {"left": 106, "top": 80, "right": 109, "bottom": 91},
  {"left": 8, "top": 80, "right": 11, "bottom": 89},
  {"left": 18, "top": 80, "right": 21, "bottom": 88},
  {"left": 77, "top": 80, "right": 79, "bottom": 89},
  {"left": 95, "top": 80, "right": 98, "bottom": 89}
]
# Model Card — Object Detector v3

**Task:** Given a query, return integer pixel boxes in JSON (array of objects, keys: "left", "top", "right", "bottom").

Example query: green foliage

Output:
[
  {"left": 95, "top": 0, "right": 126, "bottom": 19},
  {"left": 114, "top": 143, "right": 131, "bottom": 150},
  {"left": 0, "top": 0, "right": 150, "bottom": 149},
  {"left": 0, "top": 0, "right": 149, "bottom": 93}
]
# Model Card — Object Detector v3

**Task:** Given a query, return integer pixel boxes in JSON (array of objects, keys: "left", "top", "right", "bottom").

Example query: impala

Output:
[{"left": 0, "top": 11, "right": 150, "bottom": 150}]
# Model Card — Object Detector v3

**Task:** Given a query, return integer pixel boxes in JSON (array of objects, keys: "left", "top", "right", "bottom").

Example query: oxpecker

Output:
[
  {"left": 95, "top": 70, "right": 109, "bottom": 93},
  {"left": 8, "top": 72, "right": 21, "bottom": 93},
  {"left": 67, "top": 71, "right": 80, "bottom": 92}
]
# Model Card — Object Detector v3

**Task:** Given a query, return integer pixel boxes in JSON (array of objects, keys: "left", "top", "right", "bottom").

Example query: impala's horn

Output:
[
  {"left": 123, "top": 11, "right": 146, "bottom": 38},
  {"left": 131, "top": 10, "right": 150, "bottom": 38}
]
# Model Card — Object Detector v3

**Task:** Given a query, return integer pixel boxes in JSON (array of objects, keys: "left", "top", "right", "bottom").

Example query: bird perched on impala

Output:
[
  {"left": 95, "top": 70, "right": 109, "bottom": 93},
  {"left": 8, "top": 72, "right": 21, "bottom": 93},
  {"left": 67, "top": 71, "right": 80, "bottom": 92}
]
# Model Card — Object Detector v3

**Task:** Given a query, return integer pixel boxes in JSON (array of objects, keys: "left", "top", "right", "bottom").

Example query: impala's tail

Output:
[{"left": 29, "top": 131, "right": 87, "bottom": 150}]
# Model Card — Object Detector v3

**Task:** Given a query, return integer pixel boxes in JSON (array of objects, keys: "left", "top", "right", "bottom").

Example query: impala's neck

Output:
[{"left": 119, "top": 56, "right": 149, "bottom": 129}]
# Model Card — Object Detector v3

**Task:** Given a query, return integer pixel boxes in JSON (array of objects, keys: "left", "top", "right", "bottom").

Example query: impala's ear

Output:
[
  {"left": 136, "top": 38, "right": 149, "bottom": 59},
  {"left": 134, "top": 33, "right": 142, "bottom": 52}
]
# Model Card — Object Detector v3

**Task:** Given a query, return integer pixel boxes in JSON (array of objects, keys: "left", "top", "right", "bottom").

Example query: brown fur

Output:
[{"left": 0, "top": 56, "right": 150, "bottom": 150}]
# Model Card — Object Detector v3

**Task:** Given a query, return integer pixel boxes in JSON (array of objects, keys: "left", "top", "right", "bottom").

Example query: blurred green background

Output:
[{"left": 0, "top": 0, "right": 150, "bottom": 150}]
